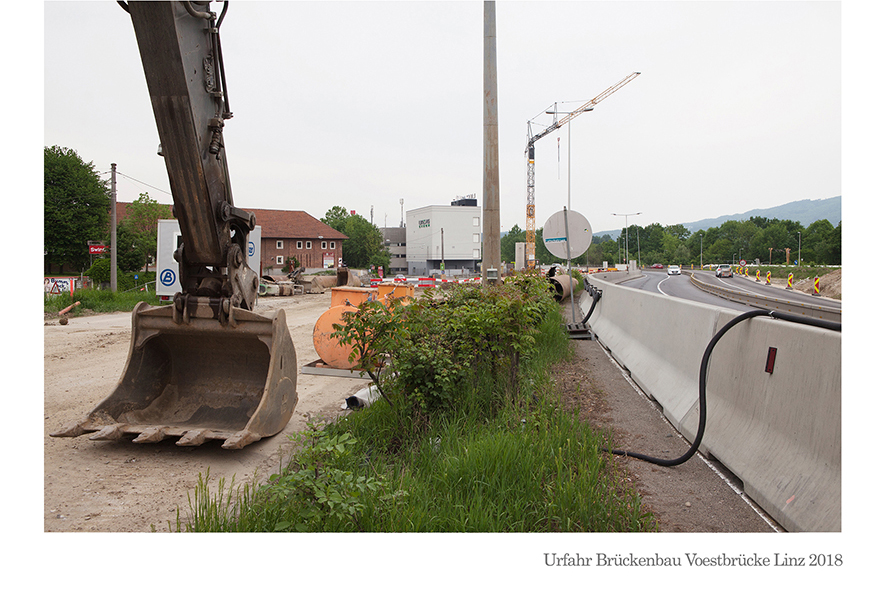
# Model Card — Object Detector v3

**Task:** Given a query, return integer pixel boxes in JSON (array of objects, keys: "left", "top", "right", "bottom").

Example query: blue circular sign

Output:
[
  {"left": 160, "top": 269, "right": 177, "bottom": 287},
  {"left": 248, "top": 241, "right": 255, "bottom": 257}
]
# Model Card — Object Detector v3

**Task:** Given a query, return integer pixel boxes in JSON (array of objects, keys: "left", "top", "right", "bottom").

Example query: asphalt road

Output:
[{"left": 619, "top": 269, "right": 841, "bottom": 313}]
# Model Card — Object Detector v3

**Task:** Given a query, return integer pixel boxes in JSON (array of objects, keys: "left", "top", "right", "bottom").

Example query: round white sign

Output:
[{"left": 542, "top": 209, "right": 592, "bottom": 260}]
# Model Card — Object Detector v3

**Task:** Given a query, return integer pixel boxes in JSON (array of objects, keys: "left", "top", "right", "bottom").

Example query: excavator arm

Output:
[
  {"left": 127, "top": 0, "right": 258, "bottom": 319},
  {"left": 51, "top": 1, "right": 298, "bottom": 449}
]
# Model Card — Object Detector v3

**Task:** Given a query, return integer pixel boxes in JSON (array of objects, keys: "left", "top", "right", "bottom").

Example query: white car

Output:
[
  {"left": 667, "top": 265, "right": 681, "bottom": 275},
  {"left": 715, "top": 264, "right": 732, "bottom": 278}
]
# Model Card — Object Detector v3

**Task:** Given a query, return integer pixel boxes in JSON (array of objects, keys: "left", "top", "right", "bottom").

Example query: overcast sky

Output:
[{"left": 42, "top": 0, "right": 847, "bottom": 238}]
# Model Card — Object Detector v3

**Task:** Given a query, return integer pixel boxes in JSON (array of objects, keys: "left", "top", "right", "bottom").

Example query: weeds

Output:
[
  {"left": 44, "top": 288, "right": 162, "bottom": 316},
  {"left": 180, "top": 272, "right": 657, "bottom": 533}
]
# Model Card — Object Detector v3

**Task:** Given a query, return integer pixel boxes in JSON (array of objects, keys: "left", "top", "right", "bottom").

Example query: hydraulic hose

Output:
[
  {"left": 581, "top": 281, "right": 602, "bottom": 324},
  {"left": 602, "top": 308, "right": 841, "bottom": 467}
]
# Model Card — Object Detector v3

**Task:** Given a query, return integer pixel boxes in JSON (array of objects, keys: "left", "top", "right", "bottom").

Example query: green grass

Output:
[
  {"left": 44, "top": 287, "right": 163, "bottom": 316},
  {"left": 176, "top": 297, "right": 656, "bottom": 533}
]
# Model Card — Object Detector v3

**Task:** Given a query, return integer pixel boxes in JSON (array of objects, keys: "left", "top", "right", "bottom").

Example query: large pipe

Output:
[{"left": 548, "top": 275, "right": 578, "bottom": 302}]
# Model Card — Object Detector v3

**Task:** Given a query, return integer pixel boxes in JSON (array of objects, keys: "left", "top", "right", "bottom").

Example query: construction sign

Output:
[{"left": 45, "top": 277, "right": 76, "bottom": 296}]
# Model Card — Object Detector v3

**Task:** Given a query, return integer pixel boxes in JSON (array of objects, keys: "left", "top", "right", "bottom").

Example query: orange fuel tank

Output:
[{"left": 312, "top": 286, "right": 378, "bottom": 369}]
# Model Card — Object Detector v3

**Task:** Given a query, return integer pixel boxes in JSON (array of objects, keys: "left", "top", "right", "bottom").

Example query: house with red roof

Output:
[
  {"left": 250, "top": 209, "right": 348, "bottom": 273},
  {"left": 115, "top": 203, "right": 347, "bottom": 273}
]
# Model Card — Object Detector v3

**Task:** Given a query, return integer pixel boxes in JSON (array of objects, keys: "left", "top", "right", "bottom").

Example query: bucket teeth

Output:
[
  {"left": 132, "top": 427, "right": 168, "bottom": 444},
  {"left": 176, "top": 430, "right": 209, "bottom": 447},
  {"left": 50, "top": 422, "right": 88, "bottom": 438},
  {"left": 89, "top": 424, "right": 125, "bottom": 441},
  {"left": 222, "top": 430, "right": 261, "bottom": 450}
]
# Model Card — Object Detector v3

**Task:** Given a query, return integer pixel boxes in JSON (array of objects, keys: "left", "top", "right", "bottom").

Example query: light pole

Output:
[
  {"left": 545, "top": 106, "right": 594, "bottom": 212},
  {"left": 797, "top": 231, "right": 801, "bottom": 266},
  {"left": 700, "top": 233, "right": 704, "bottom": 269},
  {"left": 612, "top": 212, "right": 640, "bottom": 266}
]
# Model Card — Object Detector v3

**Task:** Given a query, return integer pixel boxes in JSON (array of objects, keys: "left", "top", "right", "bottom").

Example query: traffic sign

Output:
[{"left": 542, "top": 209, "right": 592, "bottom": 260}]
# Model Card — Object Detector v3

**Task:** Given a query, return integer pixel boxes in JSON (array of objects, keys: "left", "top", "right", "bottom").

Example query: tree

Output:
[
  {"left": 322, "top": 207, "right": 389, "bottom": 270},
  {"left": 321, "top": 205, "right": 350, "bottom": 230},
  {"left": 119, "top": 192, "right": 173, "bottom": 272},
  {"left": 115, "top": 223, "right": 146, "bottom": 272},
  {"left": 803, "top": 219, "right": 837, "bottom": 265},
  {"left": 44, "top": 146, "right": 110, "bottom": 273},
  {"left": 500, "top": 224, "right": 524, "bottom": 264}
]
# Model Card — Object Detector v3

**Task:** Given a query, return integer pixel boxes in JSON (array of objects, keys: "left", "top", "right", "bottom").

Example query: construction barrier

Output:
[
  {"left": 581, "top": 276, "right": 840, "bottom": 532},
  {"left": 756, "top": 270, "right": 761, "bottom": 282},
  {"left": 766, "top": 271, "right": 771, "bottom": 285},
  {"left": 418, "top": 277, "right": 435, "bottom": 288},
  {"left": 813, "top": 276, "right": 821, "bottom": 296},
  {"left": 786, "top": 272, "right": 794, "bottom": 290}
]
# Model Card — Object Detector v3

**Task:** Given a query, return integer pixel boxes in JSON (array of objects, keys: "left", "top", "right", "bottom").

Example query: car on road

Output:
[
  {"left": 667, "top": 265, "right": 681, "bottom": 275},
  {"left": 651, "top": 263, "right": 664, "bottom": 269},
  {"left": 715, "top": 264, "right": 733, "bottom": 278}
]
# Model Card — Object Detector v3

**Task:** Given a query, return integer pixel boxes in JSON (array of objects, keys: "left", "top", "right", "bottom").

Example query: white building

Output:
[{"left": 406, "top": 199, "right": 481, "bottom": 276}]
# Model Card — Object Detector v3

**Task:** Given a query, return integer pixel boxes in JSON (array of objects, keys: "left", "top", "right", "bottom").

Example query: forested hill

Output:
[
  {"left": 682, "top": 196, "right": 841, "bottom": 233},
  {"left": 595, "top": 196, "right": 841, "bottom": 237}
]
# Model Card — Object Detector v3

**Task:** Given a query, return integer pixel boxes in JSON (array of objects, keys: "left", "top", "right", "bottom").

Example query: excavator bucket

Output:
[{"left": 52, "top": 301, "right": 298, "bottom": 449}]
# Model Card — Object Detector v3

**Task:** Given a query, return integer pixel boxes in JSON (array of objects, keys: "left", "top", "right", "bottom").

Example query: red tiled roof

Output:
[
  {"left": 113, "top": 203, "right": 347, "bottom": 241},
  {"left": 250, "top": 209, "right": 348, "bottom": 241}
]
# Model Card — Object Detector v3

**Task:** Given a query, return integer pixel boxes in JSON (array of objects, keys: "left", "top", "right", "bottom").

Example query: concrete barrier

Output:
[{"left": 581, "top": 275, "right": 841, "bottom": 532}]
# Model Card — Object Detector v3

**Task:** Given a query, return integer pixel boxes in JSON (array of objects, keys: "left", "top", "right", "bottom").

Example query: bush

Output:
[
  {"left": 334, "top": 273, "right": 559, "bottom": 429},
  {"left": 85, "top": 257, "right": 118, "bottom": 285}
]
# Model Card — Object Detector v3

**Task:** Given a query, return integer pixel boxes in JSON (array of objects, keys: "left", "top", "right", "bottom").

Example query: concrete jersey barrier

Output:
[{"left": 580, "top": 275, "right": 841, "bottom": 532}]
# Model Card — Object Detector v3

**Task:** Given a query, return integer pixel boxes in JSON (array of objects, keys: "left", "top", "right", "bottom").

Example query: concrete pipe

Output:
[{"left": 548, "top": 275, "right": 578, "bottom": 302}]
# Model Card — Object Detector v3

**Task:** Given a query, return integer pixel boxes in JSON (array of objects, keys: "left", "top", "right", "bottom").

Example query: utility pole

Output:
[
  {"left": 110, "top": 162, "right": 118, "bottom": 292},
  {"left": 482, "top": 1, "right": 501, "bottom": 283},
  {"left": 612, "top": 211, "right": 641, "bottom": 267},
  {"left": 441, "top": 228, "right": 445, "bottom": 273}
]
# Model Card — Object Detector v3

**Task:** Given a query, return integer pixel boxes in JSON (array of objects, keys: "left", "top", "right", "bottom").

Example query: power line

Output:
[{"left": 101, "top": 169, "right": 171, "bottom": 196}]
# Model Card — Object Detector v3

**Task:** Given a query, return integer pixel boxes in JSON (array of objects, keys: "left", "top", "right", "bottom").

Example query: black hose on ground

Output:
[{"left": 602, "top": 308, "right": 841, "bottom": 467}]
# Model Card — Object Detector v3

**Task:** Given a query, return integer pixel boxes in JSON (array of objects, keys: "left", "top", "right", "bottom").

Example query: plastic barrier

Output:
[
  {"left": 813, "top": 276, "right": 821, "bottom": 296},
  {"left": 418, "top": 277, "right": 435, "bottom": 288},
  {"left": 786, "top": 272, "right": 794, "bottom": 290},
  {"left": 582, "top": 276, "right": 840, "bottom": 532}
]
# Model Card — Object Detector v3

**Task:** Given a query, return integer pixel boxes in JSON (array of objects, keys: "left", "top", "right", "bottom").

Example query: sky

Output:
[{"left": 40, "top": 0, "right": 847, "bottom": 239}]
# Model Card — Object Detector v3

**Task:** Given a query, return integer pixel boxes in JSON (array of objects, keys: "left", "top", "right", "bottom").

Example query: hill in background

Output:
[{"left": 595, "top": 195, "right": 841, "bottom": 238}]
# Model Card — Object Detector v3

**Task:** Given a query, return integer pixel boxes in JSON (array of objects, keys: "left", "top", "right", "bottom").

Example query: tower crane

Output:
[{"left": 524, "top": 71, "right": 640, "bottom": 267}]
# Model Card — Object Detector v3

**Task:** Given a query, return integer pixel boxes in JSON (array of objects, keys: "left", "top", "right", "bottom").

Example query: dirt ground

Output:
[
  {"left": 751, "top": 268, "right": 841, "bottom": 300},
  {"left": 554, "top": 335, "right": 778, "bottom": 533},
  {"left": 44, "top": 291, "right": 366, "bottom": 532},
  {"left": 45, "top": 287, "right": 779, "bottom": 533}
]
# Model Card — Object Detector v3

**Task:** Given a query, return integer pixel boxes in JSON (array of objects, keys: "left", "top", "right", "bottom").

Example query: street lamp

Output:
[
  {"left": 545, "top": 106, "right": 594, "bottom": 212},
  {"left": 797, "top": 231, "right": 801, "bottom": 266},
  {"left": 612, "top": 212, "right": 641, "bottom": 266}
]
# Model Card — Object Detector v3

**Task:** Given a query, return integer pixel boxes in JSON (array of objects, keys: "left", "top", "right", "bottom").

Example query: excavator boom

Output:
[{"left": 52, "top": 1, "right": 298, "bottom": 449}]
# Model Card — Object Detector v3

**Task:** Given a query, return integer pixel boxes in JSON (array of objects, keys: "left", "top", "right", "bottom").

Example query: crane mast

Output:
[{"left": 524, "top": 71, "right": 640, "bottom": 267}]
